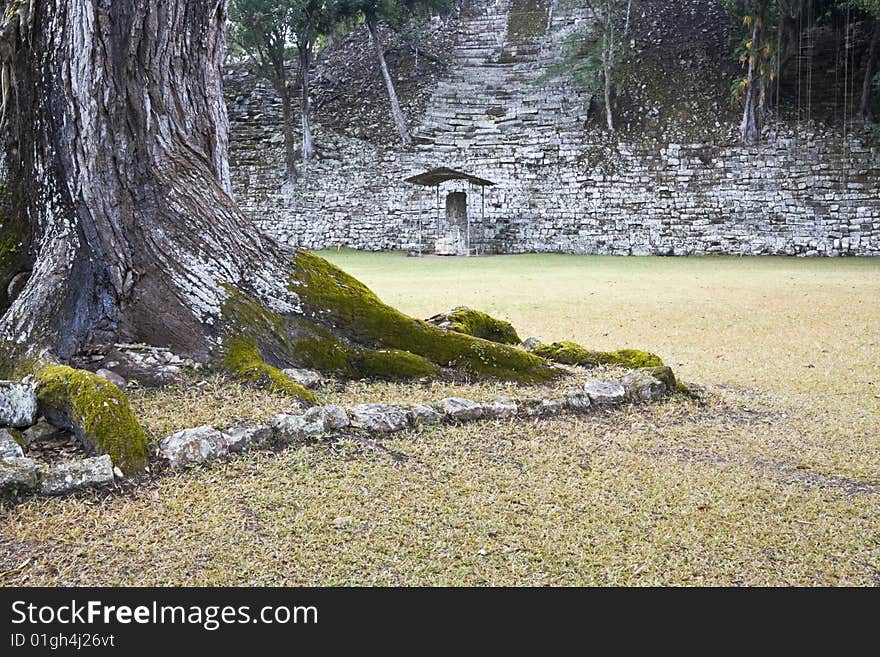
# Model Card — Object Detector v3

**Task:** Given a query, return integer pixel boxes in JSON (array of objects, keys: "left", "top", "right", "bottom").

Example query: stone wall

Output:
[{"left": 226, "top": 0, "right": 880, "bottom": 257}]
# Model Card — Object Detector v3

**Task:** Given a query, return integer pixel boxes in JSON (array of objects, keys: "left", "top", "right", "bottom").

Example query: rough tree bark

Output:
[
  {"left": 858, "top": 19, "right": 879, "bottom": 122},
  {"left": 366, "top": 16, "right": 413, "bottom": 147},
  {"left": 0, "top": 0, "right": 552, "bottom": 387}
]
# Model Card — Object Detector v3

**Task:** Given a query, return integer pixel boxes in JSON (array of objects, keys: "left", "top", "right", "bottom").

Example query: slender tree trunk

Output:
[
  {"left": 603, "top": 12, "right": 614, "bottom": 132},
  {"left": 275, "top": 74, "right": 298, "bottom": 181},
  {"left": 740, "top": 3, "right": 766, "bottom": 145},
  {"left": 299, "top": 45, "right": 315, "bottom": 161},
  {"left": 366, "top": 17, "right": 413, "bottom": 147},
  {"left": 602, "top": 17, "right": 614, "bottom": 132},
  {"left": 858, "top": 21, "right": 879, "bottom": 122},
  {"left": 278, "top": 85, "right": 299, "bottom": 180}
]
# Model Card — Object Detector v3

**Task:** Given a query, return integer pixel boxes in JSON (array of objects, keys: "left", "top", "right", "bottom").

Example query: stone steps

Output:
[{"left": 413, "top": 0, "right": 589, "bottom": 147}]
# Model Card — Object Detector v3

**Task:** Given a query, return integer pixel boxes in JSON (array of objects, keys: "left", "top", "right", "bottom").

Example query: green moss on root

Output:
[
  {"left": 35, "top": 365, "right": 148, "bottom": 475},
  {"left": 532, "top": 341, "right": 664, "bottom": 369},
  {"left": 356, "top": 349, "right": 437, "bottom": 379},
  {"left": 289, "top": 251, "right": 559, "bottom": 383},
  {"left": 219, "top": 286, "right": 439, "bottom": 382},
  {"left": 432, "top": 306, "right": 521, "bottom": 345},
  {"left": 219, "top": 336, "right": 315, "bottom": 402}
]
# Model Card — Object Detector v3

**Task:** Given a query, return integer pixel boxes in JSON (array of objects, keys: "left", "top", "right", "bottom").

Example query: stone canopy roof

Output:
[{"left": 403, "top": 167, "right": 495, "bottom": 187}]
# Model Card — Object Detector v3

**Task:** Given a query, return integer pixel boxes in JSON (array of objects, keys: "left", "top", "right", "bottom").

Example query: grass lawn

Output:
[{"left": 1, "top": 252, "right": 878, "bottom": 585}]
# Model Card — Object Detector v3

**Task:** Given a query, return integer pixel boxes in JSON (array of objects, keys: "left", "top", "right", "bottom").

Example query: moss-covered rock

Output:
[
  {"left": 644, "top": 365, "right": 676, "bottom": 391},
  {"left": 219, "top": 336, "right": 315, "bottom": 402},
  {"left": 426, "top": 306, "right": 521, "bottom": 345},
  {"left": 35, "top": 365, "right": 148, "bottom": 475},
  {"left": 531, "top": 341, "right": 664, "bottom": 369},
  {"left": 287, "top": 251, "right": 559, "bottom": 383}
]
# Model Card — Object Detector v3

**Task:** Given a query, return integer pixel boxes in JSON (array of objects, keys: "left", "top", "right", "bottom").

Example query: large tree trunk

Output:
[
  {"left": 366, "top": 17, "right": 413, "bottom": 147},
  {"left": 299, "top": 44, "right": 315, "bottom": 161},
  {"left": 0, "top": 0, "right": 286, "bottom": 365},
  {"left": 858, "top": 20, "right": 879, "bottom": 123},
  {"left": 0, "top": 0, "right": 551, "bottom": 386}
]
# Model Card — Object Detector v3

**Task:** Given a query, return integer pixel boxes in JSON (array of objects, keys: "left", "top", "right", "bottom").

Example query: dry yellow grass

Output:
[{"left": 1, "top": 253, "right": 878, "bottom": 586}]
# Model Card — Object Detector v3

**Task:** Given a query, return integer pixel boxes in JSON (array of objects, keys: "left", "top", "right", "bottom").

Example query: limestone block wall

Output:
[{"left": 225, "top": 0, "right": 880, "bottom": 257}]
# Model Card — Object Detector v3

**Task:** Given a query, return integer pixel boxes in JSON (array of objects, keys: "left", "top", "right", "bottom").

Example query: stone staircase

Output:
[{"left": 413, "top": 0, "right": 592, "bottom": 165}]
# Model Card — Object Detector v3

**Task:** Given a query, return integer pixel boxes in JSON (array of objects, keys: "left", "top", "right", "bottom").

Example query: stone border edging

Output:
[
  {"left": 0, "top": 368, "right": 675, "bottom": 495},
  {"left": 157, "top": 368, "right": 674, "bottom": 470}
]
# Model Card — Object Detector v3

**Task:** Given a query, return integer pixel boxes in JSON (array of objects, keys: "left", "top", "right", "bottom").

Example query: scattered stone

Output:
[
  {"left": 409, "top": 403, "right": 443, "bottom": 425},
  {"left": 281, "top": 368, "right": 325, "bottom": 389},
  {"left": 95, "top": 368, "right": 127, "bottom": 389},
  {"left": 622, "top": 370, "right": 668, "bottom": 402},
  {"left": 222, "top": 424, "right": 273, "bottom": 452},
  {"left": 521, "top": 398, "right": 564, "bottom": 417},
  {"left": 37, "top": 455, "right": 115, "bottom": 495},
  {"left": 347, "top": 403, "right": 411, "bottom": 433},
  {"left": 583, "top": 380, "right": 627, "bottom": 405},
  {"left": 563, "top": 388, "right": 592, "bottom": 412},
  {"left": 522, "top": 337, "right": 544, "bottom": 351},
  {"left": 0, "top": 428, "right": 24, "bottom": 458},
  {"left": 322, "top": 405, "right": 350, "bottom": 431},
  {"left": 435, "top": 397, "right": 484, "bottom": 421},
  {"left": 22, "top": 419, "right": 59, "bottom": 445},
  {"left": 0, "top": 457, "right": 38, "bottom": 492},
  {"left": 272, "top": 409, "right": 326, "bottom": 440},
  {"left": 159, "top": 426, "right": 228, "bottom": 468},
  {"left": 273, "top": 405, "right": 350, "bottom": 440},
  {"left": 0, "top": 381, "right": 38, "bottom": 428},
  {"left": 481, "top": 398, "right": 518, "bottom": 419}
]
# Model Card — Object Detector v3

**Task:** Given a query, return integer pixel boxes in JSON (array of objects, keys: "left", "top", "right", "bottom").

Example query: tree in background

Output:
[
  {"left": 728, "top": 0, "right": 774, "bottom": 144},
  {"left": 229, "top": 0, "right": 300, "bottom": 179},
  {"left": 586, "top": 1, "right": 633, "bottom": 132},
  {"left": 550, "top": 1, "right": 632, "bottom": 133},
  {"left": 350, "top": 0, "right": 452, "bottom": 146},
  {"left": 230, "top": 0, "right": 350, "bottom": 177},
  {"left": 851, "top": 0, "right": 880, "bottom": 121}
]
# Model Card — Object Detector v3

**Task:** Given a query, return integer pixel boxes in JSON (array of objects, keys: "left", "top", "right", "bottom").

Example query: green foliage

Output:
[
  {"left": 434, "top": 306, "right": 521, "bottom": 345},
  {"left": 228, "top": 0, "right": 354, "bottom": 78},
  {"left": 35, "top": 366, "right": 149, "bottom": 475},
  {"left": 531, "top": 340, "right": 664, "bottom": 369},
  {"left": 532, "top": 0, "right": 630, "bottom": 121},
  {"left": 349, "top": 0, "right": 452, "bottom": 29}
]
